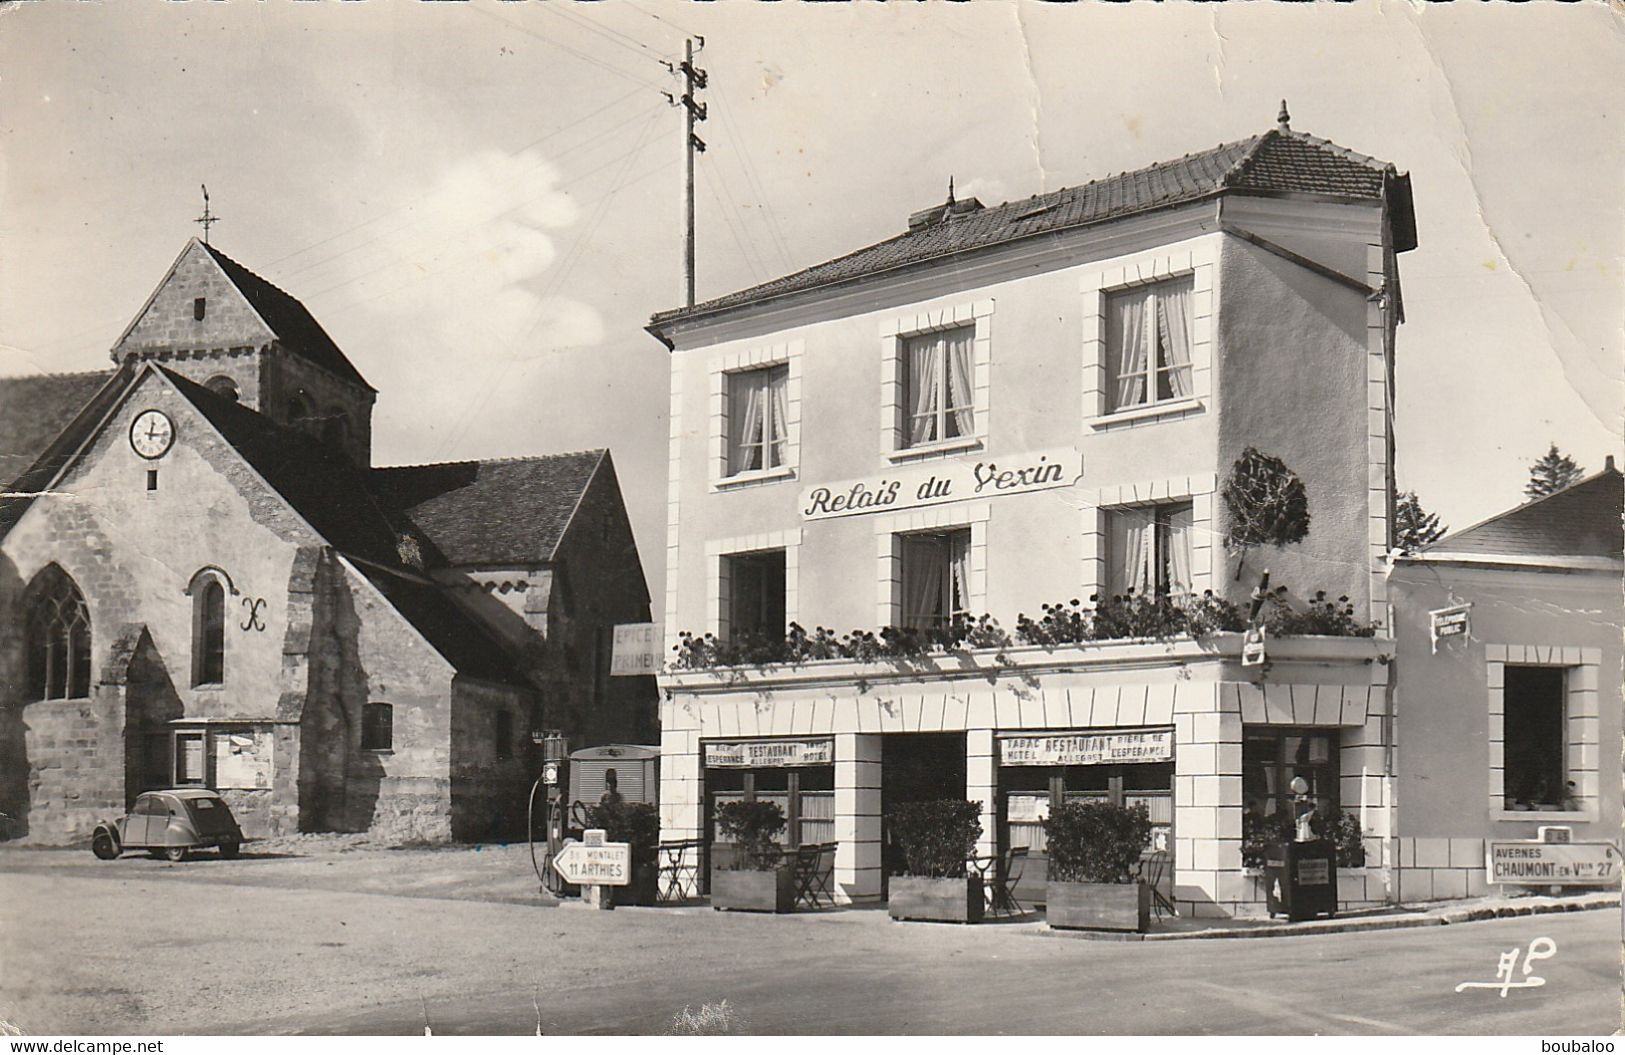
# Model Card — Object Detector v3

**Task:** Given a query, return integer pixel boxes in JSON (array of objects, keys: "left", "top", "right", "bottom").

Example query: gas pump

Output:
[{"left": 528, "top": 732, "right": 572, "bottom": 897}]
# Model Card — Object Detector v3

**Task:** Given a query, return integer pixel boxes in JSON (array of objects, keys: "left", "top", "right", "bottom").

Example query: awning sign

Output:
[
  {"left": 610, "top": 623, "right": 661, "bottom": 676},
  {"left": 704, "top": 739, "right": 835, "bottom": 768},
  {"left": 1487, "top": 840, "right": 1620, "bottom": 885},
  {"left": 1429, "top": 603, "right": 1471, "bottom": 654},
  {"left": 999, "top": 729, "right": 1173, "bottom": 767},
  {"left": 799, "top": 447, "right": 1082, "bottom": 522}
]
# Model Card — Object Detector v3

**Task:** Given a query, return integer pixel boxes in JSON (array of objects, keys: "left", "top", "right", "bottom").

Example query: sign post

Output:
[{"left": 553, "top": 828, "right": 632, "bottom": 910}]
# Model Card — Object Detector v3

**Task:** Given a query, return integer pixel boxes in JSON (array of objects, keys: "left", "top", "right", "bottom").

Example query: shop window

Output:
[
  {"left": 727, "top": 365, "right": 789, "bottom": 475},
  {"left": 1105, "top": 502, "right": 1192, "bottom": 597},
  {"left": 706, "top": 765, "right": 834, "bottom": 852},
  {"left": 1000, "top": 762, "right": 1174, "bottom": 856},
  {"left": 726, "top": 550, "right": 786, "bottom": 641},
  {"left": 192, "top": 579, "right": 226, "bottom": 686},
  {"left": 494, "top": 710, "right": 514, "bottom": 761},
  {"left": 898, "top": 529, "right": 971, "bottom": 629},
  {"left": 1503, "top": 666, "right": 1568, "bottom": 809},
  {"left": 24, "top": 564, "right": 92, "bottom": 701},
  {"left": 1105, "top": 277, "right": 1194, "bottom": 411},
  {"left": 1243, "top": 729, "right": 1339, "bottom": 837},
  {"left": 361, "top": 703, "right": 393, "bottom": 752},
  {"left": 899, "top": 326, "right": 974, "bottom": 448}
]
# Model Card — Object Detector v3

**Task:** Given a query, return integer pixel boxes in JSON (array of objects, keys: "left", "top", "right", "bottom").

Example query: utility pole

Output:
[{"left": 666, "top": 37, "right": 707, "bottom": 308}]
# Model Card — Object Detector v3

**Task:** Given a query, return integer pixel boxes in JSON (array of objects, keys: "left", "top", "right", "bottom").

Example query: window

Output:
[
  {"left": 727, "top": 365, "right": 789, "bottom": 475},
  {"left": 726, "top": 550, "right": 786, "bottom": 641},
  {"left": 494, "top": 711, "right": 514, "bottom": 761},
  {"left": 204, "top": 375, "right": 239, "bottom": 402},
  {"left": 193, "top": 297, "right": 207, "bottom": 321},
  {"left": 192, "top": 579, "right": 225, "bottom": 686},
  {"left": 900, "top": 326, "right": 974, "bottom": 447},
  {"left": 174, "top": 732, "right": 206, "bottom": 786},
  {"left": 1243, "top": 729, "right": 1339, "bottom": 837},
  {"left": 25, "top": 565, "right": 91, "bottom": 700},
  {"left": 361, "top": 703, "right": 393, "bottom": 752},
  {"left": 1105, "top": 503, "right": 1193, "bottom": 597},
  {"left": 287, "top": 391, "right": 314, "bottom": 427},
  {"left": 321, "top": 411, "right": 351, "bottom": 450},
  {"left": 1503, "top": 666, "right": 1568, "bottom": 809},
  {"left": 1106, "top": 277, "right": 1193, "bottom": 411},
  {"left": 899, "top": 529, "right": 970, "bottom": 629}
]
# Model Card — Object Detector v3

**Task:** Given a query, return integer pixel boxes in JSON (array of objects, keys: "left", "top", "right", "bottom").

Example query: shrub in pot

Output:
[
  {"left": 1042, "top": 800, "right": 1153, "bottom": 932},
  {"left": 585, "top": 800, "right": 660, "bottom": 906},
  {"left": 887, "top": 799, "right": 984, "bottom": 924},
  {"left": 711, "top": 801, "right": 794, "bottom": 912}
]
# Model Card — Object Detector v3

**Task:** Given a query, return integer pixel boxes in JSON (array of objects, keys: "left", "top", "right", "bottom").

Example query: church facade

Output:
[{"left": 0, "top": 239, "right": 655, "bottom": 845}]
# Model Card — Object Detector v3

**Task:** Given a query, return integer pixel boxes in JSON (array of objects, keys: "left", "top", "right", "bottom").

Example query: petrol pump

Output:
[{"left": 528, "top": 732, "right": 572, "bottom": 897}]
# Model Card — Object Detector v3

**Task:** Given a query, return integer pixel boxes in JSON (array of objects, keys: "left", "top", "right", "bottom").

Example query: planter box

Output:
[
  {"left": 888, "top": 875, "right": 984, "bottom": 924},
  {"left": 612, "top": 861, "right": 659, "bottom": 907},
  {"left": 711, "top": 863, "right": 795, "bottom": 913},
  {"left": 1045, "top": 880, "right": 1150, "bottom": 933}
]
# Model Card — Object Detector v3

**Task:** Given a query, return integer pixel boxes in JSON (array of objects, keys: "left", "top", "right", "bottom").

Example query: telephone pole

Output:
[{"left": 670, "top": 37, "right": 707, "bottom": 308}]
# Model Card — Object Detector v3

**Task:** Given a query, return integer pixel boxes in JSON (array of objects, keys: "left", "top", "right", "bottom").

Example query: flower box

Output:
[
  {"left": 1045, "top": 880, "right": 1150, "bottom": 933},
  {"left": 888, "top": 875, "right": 984, "bottom": 924},
  {"left": 711, "top": 863, "right": 795, "bottom": 913}
]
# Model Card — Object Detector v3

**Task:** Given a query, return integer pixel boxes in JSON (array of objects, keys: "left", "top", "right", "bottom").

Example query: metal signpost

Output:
[
  {"left": 553, "top": 828, "right": 632, "bottom": 910},
  {"left": 1486, "top": 839, "right": 1620, "bottom": 887}
]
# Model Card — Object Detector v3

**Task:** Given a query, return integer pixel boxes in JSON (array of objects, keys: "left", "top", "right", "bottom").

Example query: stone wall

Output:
[{"left": 449, "top": 677, "right": 536, "bottom": 842}]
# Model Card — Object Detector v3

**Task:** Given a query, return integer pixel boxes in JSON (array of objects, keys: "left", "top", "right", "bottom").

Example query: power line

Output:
[
  {"left": 472, "top": 3, "right": 670, "bottom": 91},
  {"left": 532, "top": 0, "right": 671, "bottom": 64}
]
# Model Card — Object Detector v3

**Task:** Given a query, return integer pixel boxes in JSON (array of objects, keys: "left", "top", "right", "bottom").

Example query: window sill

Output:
[
  {"left": 1088, "top": 398, "right": 1204, "bottom": 430},
  {"left": 364, "top": 748, "right": 394, "bottom": 756},
  {"left": 887, "top": 437, "right": 982, "bottom": 463},
  {"left": 1493, "top": 809, "right": 1596, "bottom": 823},
  {"left": 712, "top": 466, "right": 795, "bottom": 491},
  {"left": 192, "top": 683, "right": 225, "bottom": 691}
]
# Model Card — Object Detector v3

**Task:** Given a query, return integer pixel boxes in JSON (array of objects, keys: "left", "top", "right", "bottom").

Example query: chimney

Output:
[{"left": 1606, "top": 455, "right": 1616, "bottom": 473}]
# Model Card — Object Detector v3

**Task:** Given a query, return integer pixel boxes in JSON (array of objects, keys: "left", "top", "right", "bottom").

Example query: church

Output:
[{"left": 0, "top": 238, "right": 656, "bottom": 845}]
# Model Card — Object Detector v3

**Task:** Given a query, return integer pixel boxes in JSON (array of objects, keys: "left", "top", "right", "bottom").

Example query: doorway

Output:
[{"left": 880, "top": 732, "right": 966, "bottom": 896}]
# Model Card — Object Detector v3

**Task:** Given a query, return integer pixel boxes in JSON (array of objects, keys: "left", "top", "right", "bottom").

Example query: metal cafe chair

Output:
[
  {"left": 793, "top": 841, "right": 838, "bottom": 909},
  {"left": 1134, "top": 849, "right": 1177, "bottom": 919},
  {"left": 968, "top": 846, "right": 1029, "bottom": 918},
  {"left": 656, "top": 838, "right": 706, "bottom": 902}
]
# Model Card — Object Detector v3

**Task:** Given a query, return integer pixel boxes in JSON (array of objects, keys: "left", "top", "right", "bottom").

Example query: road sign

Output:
[
  {"left": 552, "top": 838, "right": 631, "bottom": 886},
  {"left": 1487, "top": 840, "right": 1620, "bottom": 885}
]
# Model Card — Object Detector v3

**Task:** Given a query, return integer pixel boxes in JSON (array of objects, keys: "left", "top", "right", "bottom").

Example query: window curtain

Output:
[
  {"left": 901, "top": 535, "right": 946, "bottom": 628},
  {"left": 948, "top": 531, "right": 971, "bottom": 618},
  {"left": 945, "top": 329, "right": 975, "bottom": 438},
  {"left": 1166, "top": 505, "right": 1194, "bottom": 593},
  {"left": 767, "top": 367, "right": 789, "bottom": 467},
  {"left": 1156, "top": 283, "right": 1194, "bottom": 399},
  {"left": 1112, "top": 291, "right": 1150, "bottom": 409},
  {"left": 907, "top": 335, "right": 942, "bottom": 445},
  {"left": 1108, "top": 510, "right": 1152, "bottom": 597},
  {"left": 729, "top": 374, "right": 764, "bottom": 473}
]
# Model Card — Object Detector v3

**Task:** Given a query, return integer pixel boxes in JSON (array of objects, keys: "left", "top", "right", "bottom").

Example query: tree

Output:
[
  {"left": 1393, "top": 490, "right": 1447, "bottom": 553},
  {"left": 1222, "top": 447, "right": 1310, "bottom": 578},
  {"left": 1525, "top": 444, "right": 1585, "bottom": 500}
]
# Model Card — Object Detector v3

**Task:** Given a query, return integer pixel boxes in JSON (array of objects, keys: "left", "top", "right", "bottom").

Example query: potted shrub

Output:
[
  {"left": 586, "top": 800, "right": 660, "bottom": 906},
  {"left": 1042, "top": 800, "right": 1153, "bottom": 932},
  {"left": 887, "top": 800, "right": 984, "bottom": 924},
  {"left": 711, "top": 801, "right": 795, "bottom": 913}
]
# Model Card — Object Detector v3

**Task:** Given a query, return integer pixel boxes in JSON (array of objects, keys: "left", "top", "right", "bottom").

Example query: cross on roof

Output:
[{"left": 194, "top": 184, "right": 220, "bottom": 244}]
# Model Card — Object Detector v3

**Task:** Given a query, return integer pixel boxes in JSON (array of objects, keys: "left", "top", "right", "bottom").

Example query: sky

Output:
[{"left": 2, "top": 0, "right": 1621, "bottom": 604}]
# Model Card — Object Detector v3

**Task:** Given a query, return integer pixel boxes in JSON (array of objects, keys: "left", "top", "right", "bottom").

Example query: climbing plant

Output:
[{"left": 1222, "top": 447, "right": 1310, "bottom": 575}]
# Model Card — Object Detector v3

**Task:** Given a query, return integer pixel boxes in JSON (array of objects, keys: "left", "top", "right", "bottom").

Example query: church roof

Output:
[
  {"left": 368, "top": 450, "right": 608, "bottom": 566},
  {"left": 1422, "top": 465, "right": 1623, "bottom": 562},
  {"left": 196, "top": 242, "right": 374, "bottom": 391},
  {"left": 650, "top": 123, "right": 1414, "bottom": 332},
  {"left": 0, "top": 369, "right": 121, "bottom": 484}
]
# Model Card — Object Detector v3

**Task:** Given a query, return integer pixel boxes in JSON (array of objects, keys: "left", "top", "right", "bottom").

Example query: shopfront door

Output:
[{"left": 880, "top": 733, "right": 966, "bottom": 895}]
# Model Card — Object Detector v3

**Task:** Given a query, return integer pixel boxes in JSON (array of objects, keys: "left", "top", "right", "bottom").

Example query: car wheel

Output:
[
  {"left": 218, "top": 841, "right": 240, "bottom": 859},
  {"left": 162, "top": 846, "right": 189, "bottom": 863},
  {"left": 91, "top": 831, "right": 119, "bottom": 860}
]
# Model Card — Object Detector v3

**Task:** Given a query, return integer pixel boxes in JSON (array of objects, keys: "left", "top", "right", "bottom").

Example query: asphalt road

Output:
[{"left": 1, "top": 849, "right": 1617, "bottom": 1036}]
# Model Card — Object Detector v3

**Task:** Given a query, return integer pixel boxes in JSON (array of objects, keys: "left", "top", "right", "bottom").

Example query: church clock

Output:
[{"left": 129, "top": 409, "right": 175, "bottom": 460}]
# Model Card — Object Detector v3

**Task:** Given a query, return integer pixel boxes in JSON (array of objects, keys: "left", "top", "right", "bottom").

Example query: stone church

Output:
[{"left": 0, "top": 238, "right": 656, "bottom": 844}]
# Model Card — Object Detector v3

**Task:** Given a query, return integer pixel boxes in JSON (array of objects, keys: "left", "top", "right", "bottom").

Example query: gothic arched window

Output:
[
  {"left": 25, "top": 565, "right": 91, "bottom": 700},
  {"left": 193, "top": 578, "right": 226, "bottom": 686},
  {"left": 204, "top": 375, "right": 240, "bottom": 403}
]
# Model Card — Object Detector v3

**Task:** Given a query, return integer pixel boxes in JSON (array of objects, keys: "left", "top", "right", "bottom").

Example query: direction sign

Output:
[
  {"left": 552, "top": 838, "right": 631, "bottom": 886},
  {"left": 1487, "top": 840, "right": 1620, "bottom": 886}
]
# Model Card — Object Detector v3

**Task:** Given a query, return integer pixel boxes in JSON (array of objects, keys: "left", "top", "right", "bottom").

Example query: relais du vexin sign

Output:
[{"left": 799, "top": 448, "right": 1083, "bottom": 521}]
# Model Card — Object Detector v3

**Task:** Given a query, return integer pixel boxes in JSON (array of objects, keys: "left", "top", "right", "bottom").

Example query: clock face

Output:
[{"left": 129, "top": 409, "right": 175, "bottom": 460}]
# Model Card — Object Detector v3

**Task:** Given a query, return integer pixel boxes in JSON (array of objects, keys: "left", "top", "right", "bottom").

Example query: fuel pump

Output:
[{"left": 528, "top": 732, "right": 571, "bottom": 897}]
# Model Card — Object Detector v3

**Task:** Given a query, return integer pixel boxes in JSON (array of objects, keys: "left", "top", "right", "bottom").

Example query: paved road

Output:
[{"left": 1, "top": 852, "right": 1616, "bottom": 1036}]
